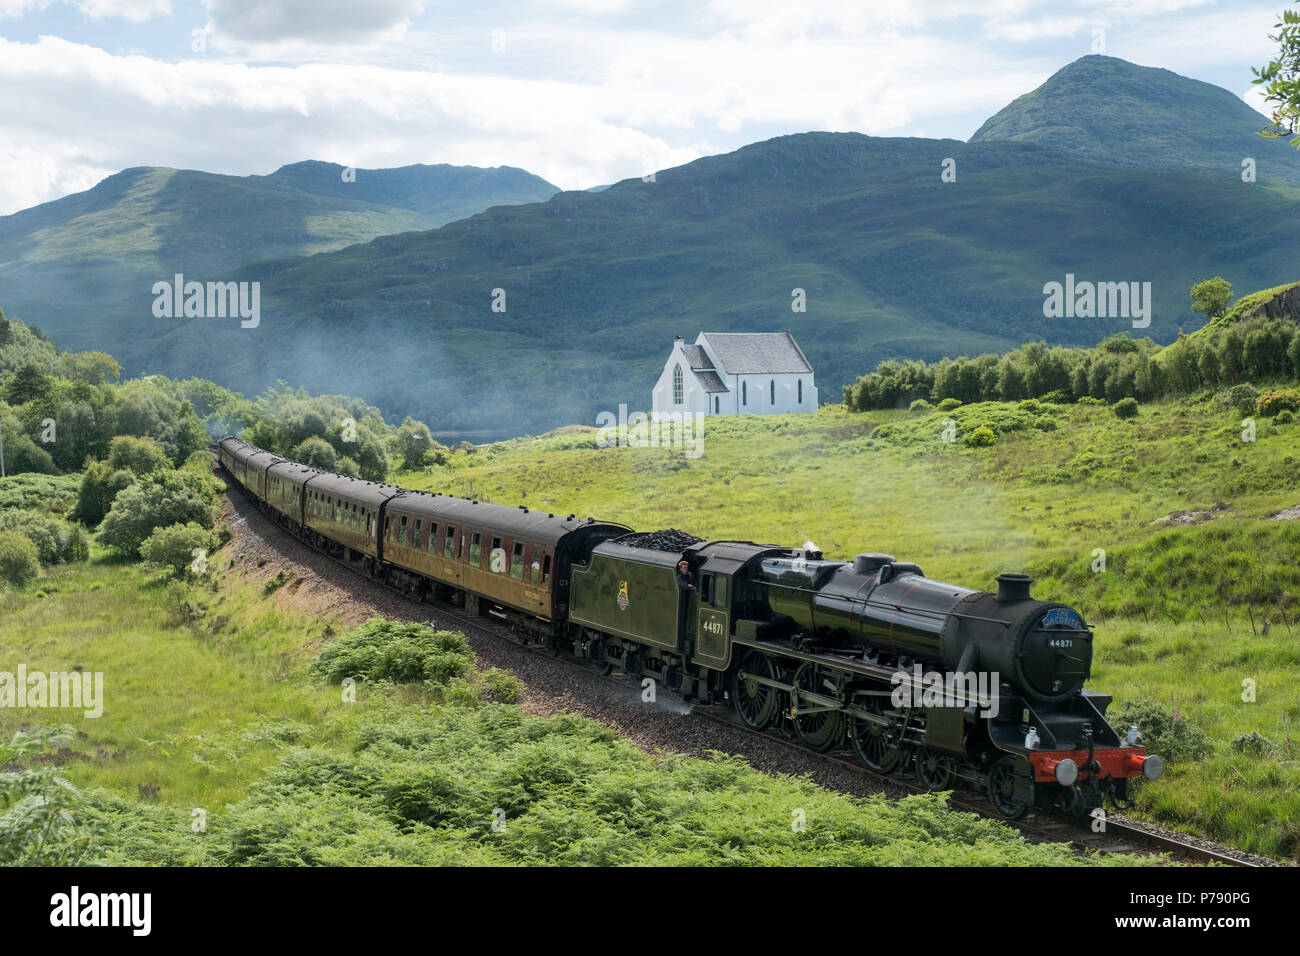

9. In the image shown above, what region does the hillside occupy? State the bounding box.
[0,162,559,334]
[26,57,1293,435]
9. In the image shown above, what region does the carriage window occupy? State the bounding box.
[470,532,482,566]
[529,546,542,585]
[398,515,408,545]
[385,516,393,540]
[444,527,456,558]
[510,542,524,580]
[427,524,438,552]
[542,554,551,584]
[366,511,373,535]
[413,519,422,550]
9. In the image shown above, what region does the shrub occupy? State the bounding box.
[1040,388,1072,404]
[291,436,338,471]
[74,462,138,527]
[1256,389,1300,418]
[965,425,996,447]
[1230,731,1276,756]
[1017,399,1042,413]
[1221,383,1260,417]
[97,470,219,556]
[106,435,170,476]
[909,398,932,413]
[1275,409,1295,425]
[0,727,94,865]
[139,522,220,577]
[1110,699,1213,763]
[481,668,522,703]
[0,531,42,587]
[313,617,473,686]
[0,510,87,565]
[0,474,81,514]
[936,398,962,411]
[1033,416,1057,431]
[1077,396,1105,405]
[1113,397,1140,419]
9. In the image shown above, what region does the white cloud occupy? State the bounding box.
[77,0,170,20]
[0,0,169,20]
[205,0,424,43]
[0,0,51,17]
[983,16,1090,42]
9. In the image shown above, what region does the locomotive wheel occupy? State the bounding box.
[791,662,844,752]
[848,694,907,773]
[589,638,614,676]
[916,749,956,791]
[732,651,783,730]
[988,756,1033,819]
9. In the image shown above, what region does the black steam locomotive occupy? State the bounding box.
[219,437,1162,819]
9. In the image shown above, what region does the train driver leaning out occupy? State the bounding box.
[676,559,697,592]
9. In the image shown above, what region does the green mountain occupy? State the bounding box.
[971,55,1298,181]
[0,162,559,332]
[12,56,1300,434]
[259,161,558,222]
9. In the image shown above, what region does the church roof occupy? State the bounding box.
[680,345,714,370]
[699,331,812,374]
[692,369,729,392]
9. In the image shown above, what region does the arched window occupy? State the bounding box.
[798,379,803,404]
[770,379,775,405]
[672,364,683,405]
[742,381,747,405]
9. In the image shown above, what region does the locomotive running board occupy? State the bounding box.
[733,638,995,714]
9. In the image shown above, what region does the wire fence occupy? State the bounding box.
[1085,605,1295,635]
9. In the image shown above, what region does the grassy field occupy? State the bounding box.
[390,389,1300,860]
[0,548,1130,866]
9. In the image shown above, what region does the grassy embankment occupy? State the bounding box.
[390,390,1300,860]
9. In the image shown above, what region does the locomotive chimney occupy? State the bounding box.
[996,573,1033,603]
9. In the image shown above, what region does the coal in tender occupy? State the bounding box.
[619,529,704,552]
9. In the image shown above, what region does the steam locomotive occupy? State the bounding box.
[218,436,1162,819]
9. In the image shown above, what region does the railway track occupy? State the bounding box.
[217,468,1261,867]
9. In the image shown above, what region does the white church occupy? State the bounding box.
[651,331,818,418]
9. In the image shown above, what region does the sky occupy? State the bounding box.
[0,0,1287,216]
